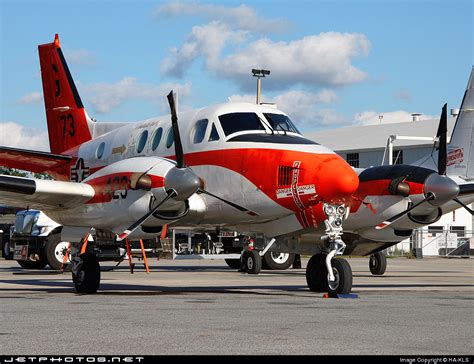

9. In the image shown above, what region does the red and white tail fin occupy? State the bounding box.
[38,34,93,154]
[446,67,474,180]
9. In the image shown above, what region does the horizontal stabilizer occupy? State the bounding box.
[0,146,71,173]
[0,174,94,210]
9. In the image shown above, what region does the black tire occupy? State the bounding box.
[225,258,241,270]
[3,240,12,260]
[263,251,295,270]
[305,254,327,292]
[45,237,70,271]
[244,250,261,274]
[306,255,353,295]
[369,251,387,275]
[16,259,47,270]
[73,253,100,294]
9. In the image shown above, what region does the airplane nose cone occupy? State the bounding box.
[316,156,359,203]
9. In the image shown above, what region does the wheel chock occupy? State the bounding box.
[323,293,359,299]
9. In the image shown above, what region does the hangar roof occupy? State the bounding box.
[304,116,456,152]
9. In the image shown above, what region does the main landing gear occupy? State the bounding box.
[369,251,387,275]
[70,234,101,294]
[306,204,353,296]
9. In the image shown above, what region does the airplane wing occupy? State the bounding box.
[0,146,72,173]
[0,175,94,210]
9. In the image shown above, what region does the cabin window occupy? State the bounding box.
[166,128,174,149]
[192,119,209,144]
[136,130,148,154]
[209,123,220,141]
[151,128,163,151]
[263,113,300,134]
[96,142,105,159]
[218,112,265,136]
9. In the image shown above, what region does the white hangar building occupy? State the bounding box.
[305,112,473,257]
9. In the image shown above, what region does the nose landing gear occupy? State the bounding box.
[305,204,353,296]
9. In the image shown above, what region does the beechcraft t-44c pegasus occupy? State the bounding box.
[0,35,472,295]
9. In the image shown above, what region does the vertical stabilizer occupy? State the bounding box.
[447,67,474,180]
[38,34,93,154]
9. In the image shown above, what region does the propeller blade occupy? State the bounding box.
[117,190,177,241]
[198,189,258,216]
[376,192,435,230]
[167,91,185,168]
[453,198,474,215]
[436,103,448,175]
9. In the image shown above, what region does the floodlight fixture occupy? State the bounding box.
[252,69,270,77]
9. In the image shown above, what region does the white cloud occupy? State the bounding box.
[354,110,435,126]
[161,21,248,77]
[216,33,370,90]
[81,77,192,114]
[154,1,288,34]
[0,122,49,151]
[17,91,43,105]
[229,89,344,128]
[163,28,370,90]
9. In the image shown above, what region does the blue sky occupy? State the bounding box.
[0,0,472,150]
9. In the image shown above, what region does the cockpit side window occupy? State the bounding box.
[263,113,301,134]
[209,123,220,141]
[218,112,265,136]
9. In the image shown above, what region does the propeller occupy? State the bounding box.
[116,90,258,241]
[165,91,258,216]
[376,103,464,229]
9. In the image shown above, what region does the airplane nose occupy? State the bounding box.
[316,156,359,203]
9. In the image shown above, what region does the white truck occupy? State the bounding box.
[10,209,69,270]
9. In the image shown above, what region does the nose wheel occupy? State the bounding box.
[305,203,353,295]
[306,254,353,295]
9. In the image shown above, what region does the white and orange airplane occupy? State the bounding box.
[0,35,472,295]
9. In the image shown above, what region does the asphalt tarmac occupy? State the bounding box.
[0,257,472,355]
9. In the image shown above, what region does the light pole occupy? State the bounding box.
[252,69,270,104]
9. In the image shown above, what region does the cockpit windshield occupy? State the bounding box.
[263,113,301,134]
[218,112,266,136]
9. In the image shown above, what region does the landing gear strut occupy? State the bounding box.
[306,204,353,295]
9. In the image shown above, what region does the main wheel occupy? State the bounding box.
[306,254,327,292]
[72,253,100,294]
[369,251,387,275]
[225,258,241,270]
[45,237,70,271]
[17,259,47,270]
[263,252,295,270]
[243,250,261,274]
